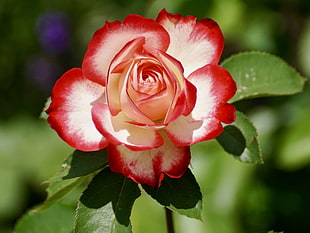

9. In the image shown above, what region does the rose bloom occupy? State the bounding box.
[46,9,236,187]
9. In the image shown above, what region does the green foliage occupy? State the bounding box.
[46,149,109,182]
[277,85,310,170]
[142,169,202,220]
[221,52,306,103]
[34,149,109,212]
[34,177,85,212]
[217,111,263,164]
[76,167,141,232]
[216,125,246,157]
[218,51,306,165]
[64,150,109,179]
[0,117,74,231]
[75,202,132,233]
[14,203,75,233]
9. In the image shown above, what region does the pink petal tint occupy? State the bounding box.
[156,9,224,77]
[91,103,164,151]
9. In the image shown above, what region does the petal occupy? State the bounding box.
[107,134,191,187]
[164,115,223,146]
[165,64,236,146]
[82,14,170,85]
[216,103,236,124]
[183,78,197,116]
[46,68,109,151]
[188,64,236,121]
[143,45,187,123]
[91,103,164,151]
[113,62,157,125]
[156,9,224,77]
[109,36,145,75]
[120,60,161,124]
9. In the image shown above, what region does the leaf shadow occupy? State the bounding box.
[143,169,202,209]
[216,125,246,157]
[63,149,108,179]
[79,167,140,226]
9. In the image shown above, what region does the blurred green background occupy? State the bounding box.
[1,0,310,232]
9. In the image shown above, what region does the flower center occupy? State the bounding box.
[106,40,187,125]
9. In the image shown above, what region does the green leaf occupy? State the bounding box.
[217,111,263,164]
[35,150,109,212]
[34,177,85,212]
[216,125,246,156]
[45,149,108,182]
[142,169,202,220]
[43,155,72,183]
[64,149,108,179]
[14,203,75,233]
[75,167,141,232]
[221,51,306,103]
[39,97,51,120]
[75,202,132,233]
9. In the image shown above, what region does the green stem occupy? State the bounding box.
[165,207,175,233]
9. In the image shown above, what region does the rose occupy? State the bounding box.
[46,9,236,187]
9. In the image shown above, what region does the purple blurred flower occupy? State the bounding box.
[36,11,70,55]
[26,55,62,92]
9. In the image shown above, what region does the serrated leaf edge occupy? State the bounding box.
[221,51,306,103]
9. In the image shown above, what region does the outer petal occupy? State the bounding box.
[164,115,223,146]
[156,9,224,77]
[189,64,236,121]
[46,68,109,151]
[107,134,191,187]
[165,64,236,146]
[183,78,197,116]
[91,103,164,151]
[82,14,170,85]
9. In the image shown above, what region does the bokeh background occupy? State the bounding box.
[1,0,310,232]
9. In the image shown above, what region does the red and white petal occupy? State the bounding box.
[82,14,170,85]
[107,134,191,187]
[91,103,164,151]
[46,68,109,151]
[183,78,197,116]
[156,9,224,77]
[164,115,223,146]
[187,64,236,121]
[165,64,236,146]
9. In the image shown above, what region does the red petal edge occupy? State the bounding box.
[82,14,170,86]
[164,64,236,146]
[156,9,224,76]
[46,68,109,151]
[107,138,191,188]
